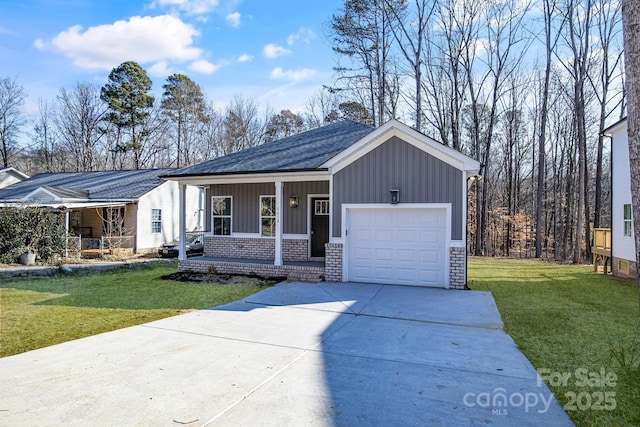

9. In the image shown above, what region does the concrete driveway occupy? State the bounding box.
[0,282,573,426]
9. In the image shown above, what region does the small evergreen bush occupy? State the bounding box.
[0,205,68,264]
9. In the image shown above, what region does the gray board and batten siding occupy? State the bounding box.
[332,136,463,240]
[207,181,329,234]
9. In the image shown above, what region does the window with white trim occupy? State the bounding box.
[260,195,276,237]
[315,200,329,215]
[624,204,632,237]
[212,196,232,235]
[151,209,162,234]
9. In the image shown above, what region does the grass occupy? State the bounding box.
[468,257,640,427]
[0,263,266,358]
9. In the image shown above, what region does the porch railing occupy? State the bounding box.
[80,235,135,258]
[592,228,611,274]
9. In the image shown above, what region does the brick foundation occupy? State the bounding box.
[179,258,324,282]
[203,236,308,262]
[325,243,343,282]
[612,256,638,279]
[449,247,466,289]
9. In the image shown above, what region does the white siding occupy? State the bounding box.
[611,123,636,262]
[0,173,22,189]
[136,182,203,251]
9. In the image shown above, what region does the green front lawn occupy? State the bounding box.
[468,257,640,427]
[0,263,265,357]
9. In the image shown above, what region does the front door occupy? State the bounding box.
[311,198,329,257]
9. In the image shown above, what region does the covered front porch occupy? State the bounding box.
[178,256,326,282]
[174,173,332,281]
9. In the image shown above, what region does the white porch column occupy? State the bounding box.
[274,180,283,266]
[178,183,187,261]
[64,210,70,259]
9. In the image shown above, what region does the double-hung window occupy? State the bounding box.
[260,196,276,237]
[212,196,232,235]
[624,204,632,237]
[151,209,162,234]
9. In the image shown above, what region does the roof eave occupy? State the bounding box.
[602,117,627,135]
[162,168,330,185]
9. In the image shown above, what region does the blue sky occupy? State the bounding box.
[0,0,345,117]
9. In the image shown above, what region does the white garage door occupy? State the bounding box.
[346,208,447,287]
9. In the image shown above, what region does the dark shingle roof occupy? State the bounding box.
[0,169,174,201]
[164,120,373,177]
[41,186,89,199]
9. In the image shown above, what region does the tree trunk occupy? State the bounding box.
[621,0,640,290]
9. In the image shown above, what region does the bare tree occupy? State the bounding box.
[329,0,402,126]
[30,98,60,172]
[557,0,594,264]
[221,96,266,154]
[55,83,106,171]
[305,88,341,128]
[0,77,26,168]
[384,0,436,131]
[535,0,563,258]
[589,0,623,229]
[264,110,306,142]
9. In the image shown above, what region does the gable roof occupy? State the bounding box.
[23,186,90,202]
[0,167,30,180]
[324,119,481,175]
[163,120,373,178]
[0,169,174,203]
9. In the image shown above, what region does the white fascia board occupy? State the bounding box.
[165,170,330,186]
[323,119,481,175]
[603,117,627,136]
[0,167,30,180]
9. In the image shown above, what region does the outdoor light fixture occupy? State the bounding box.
[289,195,299,208]
[390,189,400,204]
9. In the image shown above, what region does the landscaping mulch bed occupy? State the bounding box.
[162,271,285,287]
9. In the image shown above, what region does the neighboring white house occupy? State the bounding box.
[604,118,637,278]
[0,167,29,189]
[0,169,203,254]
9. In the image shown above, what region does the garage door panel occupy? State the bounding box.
[351,228,372,241]
[397,229,419,243]
[373,266,393,278]
[374,229,394,242]
[396,249,417,262]
[347,208,447,287]
[419,249,441,264]
[420,229,443,244]
[351,246,372,260]
[374,248,393,261]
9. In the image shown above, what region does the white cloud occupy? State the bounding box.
[287,27,316,46]
[148,60,172,77]
[263,43,291,59]
[150,0,220,15]
[189,59,221,74]
[270,67,316,82]
[237,53,253,62]
[226,12,241,27]
[34,15,202,71]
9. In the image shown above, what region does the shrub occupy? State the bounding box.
[0,205,68,264]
